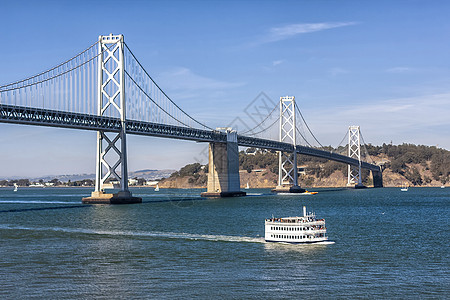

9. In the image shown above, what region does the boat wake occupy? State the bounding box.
[0,224,266,244]
[312,240,335,245]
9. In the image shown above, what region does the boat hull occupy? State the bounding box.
[265,239,331,244]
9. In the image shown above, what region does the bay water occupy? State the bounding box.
[0,187,448,298]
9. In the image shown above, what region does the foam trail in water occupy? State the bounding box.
[0,224,266,244]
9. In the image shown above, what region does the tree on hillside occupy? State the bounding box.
[49,178,61,186]
[17,179,30,186]
[405,167,422,186]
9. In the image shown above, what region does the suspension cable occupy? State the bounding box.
[124,43,213,130]
[240,102,279,134]
[360,131,374,163]
[337,131,348,149]
[296,126,314,147]
[0,41,99,89]
[244,114,280,136]
[294,102,323,147]
[125,71,193,128]
[0,48,103,93]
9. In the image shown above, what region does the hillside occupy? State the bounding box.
[158,144,450,188]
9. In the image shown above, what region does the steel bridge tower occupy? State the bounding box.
[347,125,364,188]
[273,96,305,193]
[83,34,141,204]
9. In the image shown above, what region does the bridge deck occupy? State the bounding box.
[0,104,380,171]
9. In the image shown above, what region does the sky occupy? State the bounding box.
[1,0,450,178]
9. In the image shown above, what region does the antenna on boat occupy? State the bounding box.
[303,206,306,217]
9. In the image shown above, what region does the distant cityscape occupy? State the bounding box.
[0,169,175,187]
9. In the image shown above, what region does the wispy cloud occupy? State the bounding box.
[155,67,246,124]
[386,67,414,73]
[328,67,349,77]
[308,92,450,149]
[272,60,284,66]
[262,22,357,44]
[157,67,244,93]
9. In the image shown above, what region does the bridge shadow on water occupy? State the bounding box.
[0,188,350,213]
[0,197,211,213]
[0,205,88,214]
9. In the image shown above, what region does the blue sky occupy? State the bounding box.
[1,0,450,177]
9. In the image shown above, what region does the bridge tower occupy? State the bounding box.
[272,96,305,193]
[83,34,141,204]
[347,125,365,188]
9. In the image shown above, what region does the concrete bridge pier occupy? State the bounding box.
[372,169,383,188]
[201,129,246,198]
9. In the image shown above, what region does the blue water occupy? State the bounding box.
[0,187,448,298]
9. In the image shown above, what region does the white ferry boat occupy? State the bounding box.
[265,206,329,244]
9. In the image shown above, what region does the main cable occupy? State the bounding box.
[125,71,192,128]
[244,114,280,136]
[294,102,323,148]
[296,126,314,147]
[0,48,103,93]
[0,41,99,90]
[360,130,374,163]
[124,43,213,130]
[240,102,279,134]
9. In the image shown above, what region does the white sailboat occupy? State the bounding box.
[245,182,249,190]
[13,183,18,192]
[155,184,159,192]
[400,183,408,192]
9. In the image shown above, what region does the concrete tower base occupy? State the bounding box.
[82,191,142,204]
[201,191,246,198]
[272,185,306,194]
[349,184,367,189]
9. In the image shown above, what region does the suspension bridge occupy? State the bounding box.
[0,34,382,204]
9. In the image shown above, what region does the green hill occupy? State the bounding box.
[159,143,450,188]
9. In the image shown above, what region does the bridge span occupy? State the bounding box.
[0,34,382,203]
[0,103,380,172]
